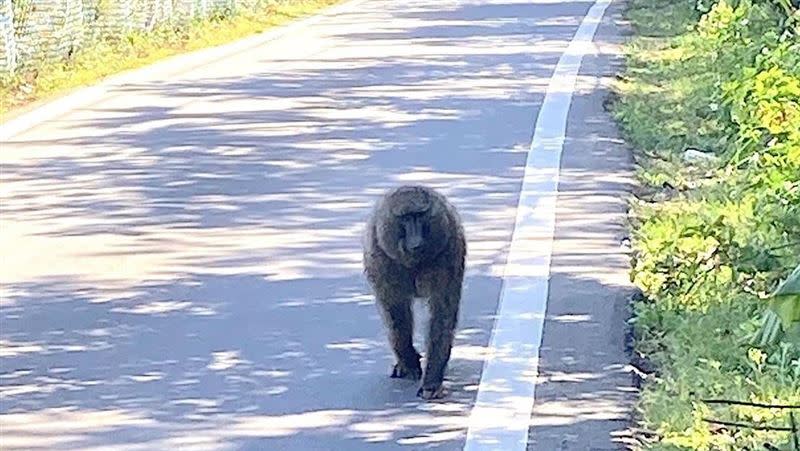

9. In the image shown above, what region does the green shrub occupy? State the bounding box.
[615,0,800,447]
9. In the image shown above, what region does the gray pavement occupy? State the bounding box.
[0,0,633,449]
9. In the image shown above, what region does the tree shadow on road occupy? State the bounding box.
[0,272,503,450]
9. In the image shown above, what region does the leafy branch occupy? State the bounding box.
[754,263,800,345]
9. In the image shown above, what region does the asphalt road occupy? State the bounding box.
[0,0,634,449]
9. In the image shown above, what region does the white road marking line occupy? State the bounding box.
[0,0,369,141]
[462,0,613,449]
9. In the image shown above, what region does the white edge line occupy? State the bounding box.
[462,0,613,450]
[0,0,370,142]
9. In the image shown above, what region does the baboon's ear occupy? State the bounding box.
[427,197,446,217]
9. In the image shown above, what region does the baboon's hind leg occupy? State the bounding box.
[378,295,422,380]
[419,281,460,399]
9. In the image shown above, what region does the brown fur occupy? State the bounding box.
[363,185,466,399]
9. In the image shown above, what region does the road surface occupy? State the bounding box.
[0,0,635,449]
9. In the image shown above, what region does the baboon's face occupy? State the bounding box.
[397,211,429,260]
[377,188,451,267]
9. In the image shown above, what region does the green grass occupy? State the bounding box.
[0,0,343,117]
[612,0,800,448]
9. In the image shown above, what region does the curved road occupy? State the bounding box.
[0,0,634,449]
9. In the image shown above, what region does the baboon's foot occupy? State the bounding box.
[390,360,422,380]
[417,382,446,400]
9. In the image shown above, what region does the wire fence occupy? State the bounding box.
[0,0,284,75]
[700,398,800,450]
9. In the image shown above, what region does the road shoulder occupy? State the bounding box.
[527,1,638,449]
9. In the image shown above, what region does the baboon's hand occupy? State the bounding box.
[417,383,446,400]
[390,360,422,380]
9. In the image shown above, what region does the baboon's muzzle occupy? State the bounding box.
[402,216,425,253]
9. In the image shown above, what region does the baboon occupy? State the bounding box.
[363,184,466,400]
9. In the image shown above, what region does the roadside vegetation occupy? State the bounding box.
[0,0,341,116]
[612,0,800,448]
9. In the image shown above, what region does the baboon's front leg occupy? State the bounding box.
[419,281,461,399]
[377,295,422,380]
